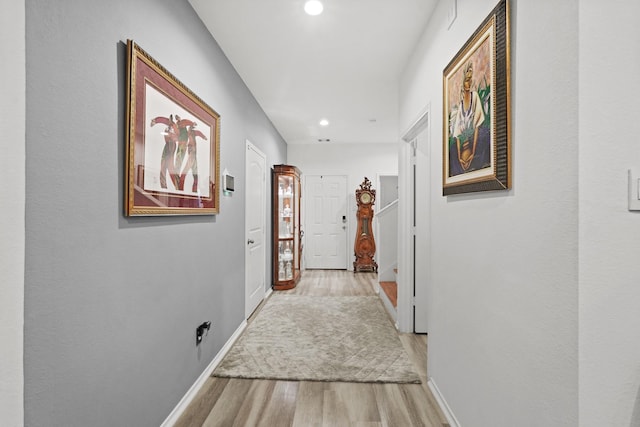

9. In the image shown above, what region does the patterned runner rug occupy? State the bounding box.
[213,295,421,383]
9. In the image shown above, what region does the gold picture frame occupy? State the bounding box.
[125,40,220,215]
[443,0,510,195]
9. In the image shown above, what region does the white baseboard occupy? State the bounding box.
[160,320,247,427]
[378,288,397,323]
[377,266,396,282]
[427,377,461,427]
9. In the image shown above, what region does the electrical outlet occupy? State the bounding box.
[196,321,212,346]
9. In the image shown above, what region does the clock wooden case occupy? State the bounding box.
[272,165,302,290]
[354,177,378,273]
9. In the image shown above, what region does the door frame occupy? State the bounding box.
[244,140,268,318]
[398,106,431,333]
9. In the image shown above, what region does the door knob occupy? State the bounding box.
[247,239,255,245]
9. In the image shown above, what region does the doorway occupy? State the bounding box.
[304,175,348,269]
[399,108,431,333]
[245,141,267,318]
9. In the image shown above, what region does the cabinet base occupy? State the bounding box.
[273,282,296,291]
[273,272,300,290]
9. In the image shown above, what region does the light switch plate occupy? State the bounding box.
[628,170,640,211]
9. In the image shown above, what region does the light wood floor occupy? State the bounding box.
[175,270,449,427]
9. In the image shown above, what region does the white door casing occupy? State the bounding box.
[245,141,267,318]
[304,175,348,269]
[400,107,431,333]
[397,141,414,333]
[413,125,430,333]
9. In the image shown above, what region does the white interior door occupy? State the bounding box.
[305,175,347,269]
[245,141,266,318]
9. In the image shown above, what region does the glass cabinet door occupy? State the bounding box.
[273,165,301,290]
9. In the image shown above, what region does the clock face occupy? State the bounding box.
[360,191,372,204]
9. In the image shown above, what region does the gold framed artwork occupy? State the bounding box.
[125,40,220,215]
[443,0,510,196]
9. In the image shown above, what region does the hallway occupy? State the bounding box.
[175,270,448,426]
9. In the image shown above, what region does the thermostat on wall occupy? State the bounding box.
[223,173,235,192]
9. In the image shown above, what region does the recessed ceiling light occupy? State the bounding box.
[319,118,329,126]
[304,0,324,16]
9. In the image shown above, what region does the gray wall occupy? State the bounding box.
[24,1,286,426]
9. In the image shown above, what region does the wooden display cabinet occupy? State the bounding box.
[272,165,302,290]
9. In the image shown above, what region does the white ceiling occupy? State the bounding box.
[189,0,438,145]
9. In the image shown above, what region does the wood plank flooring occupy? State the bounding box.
[175,270,449,427]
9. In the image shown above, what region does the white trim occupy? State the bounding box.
[427,377,461,427]
[378,288,397,322]
[396,141,413,333]
[446,0,457,30]
[160,320,247,427]
[264,286,273,300]
[397,106,431,333]
[0,1,25,425]
[377,199,398,217]
[401,104,431,143]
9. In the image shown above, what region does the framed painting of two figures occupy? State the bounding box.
[125,40,220,216]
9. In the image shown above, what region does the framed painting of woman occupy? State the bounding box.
[443,0,510,196]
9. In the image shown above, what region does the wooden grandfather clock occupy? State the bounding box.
[353,177,378,273]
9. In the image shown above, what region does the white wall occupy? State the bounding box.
[400,0,578,425]
[288,143,398,270]
[0,0,24,425]
[579,1,640,426]
[379,175,399,209]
